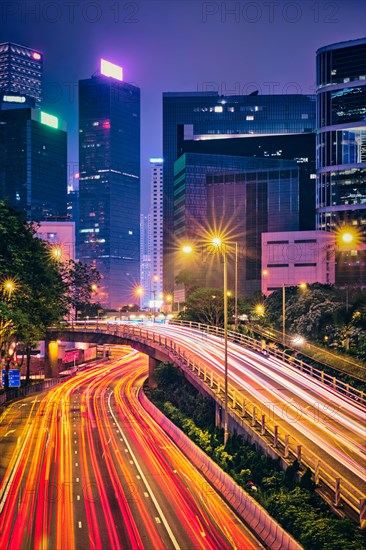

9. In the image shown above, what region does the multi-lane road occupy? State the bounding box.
[145,322,366,517]
[0,349,262,550]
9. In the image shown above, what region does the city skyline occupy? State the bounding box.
[2,0,365,212]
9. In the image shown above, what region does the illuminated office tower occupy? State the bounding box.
[163,92,316,291]
[316,37,366,283]
[0,108,67,220]
[0,42,42,107]
[78,59,140,308]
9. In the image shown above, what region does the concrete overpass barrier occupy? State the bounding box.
[139,389,303,550]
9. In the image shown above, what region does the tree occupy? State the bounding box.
[179,288,227,326]
[61,259,100,317]
[175,269,200,296]
[0,201,69,388]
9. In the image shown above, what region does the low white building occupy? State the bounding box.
[262,230,335,295]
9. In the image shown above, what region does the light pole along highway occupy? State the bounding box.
[182,235,230,445]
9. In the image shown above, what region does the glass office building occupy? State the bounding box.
[0,107,67,220]
[174,153,299,296]
[0,42,42,107]
[316,37,366,283]
[163,92,316,290]
[79,69,140,308]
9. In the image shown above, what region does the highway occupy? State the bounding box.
[133,322,366,516]
[0,350,261,550]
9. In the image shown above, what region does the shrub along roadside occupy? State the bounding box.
[144,363,365,550]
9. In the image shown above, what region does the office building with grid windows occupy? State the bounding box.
[316,37,366,283]
[78,63,140,308]
[163,92,316,291]
[174,153,299,296]
[0,42,42,107]
[0,107,67,220]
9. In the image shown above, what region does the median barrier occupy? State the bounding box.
[139,389,303,550]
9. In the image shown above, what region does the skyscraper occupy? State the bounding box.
[0,108,67,220]
[0,42,42,107]
[316,37,366,283]
[150,158,164,303]
[78,60,140,308]
[140,213,151,309]
[174,153,299,296]
[163,92,316,290]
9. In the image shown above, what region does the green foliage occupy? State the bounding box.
[146,362,365,550]
[264,283,366,363]
[0,201,101,386]
[0,202,71,387]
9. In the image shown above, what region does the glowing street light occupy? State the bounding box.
[255,304,265,317]
[211,235,229,445]
[51,245,63,262]
[182,244,193,255]
[2,278,17,297]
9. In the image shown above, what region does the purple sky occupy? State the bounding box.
[3,0,366,212]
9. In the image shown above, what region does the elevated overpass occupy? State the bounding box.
[46,321,366,526]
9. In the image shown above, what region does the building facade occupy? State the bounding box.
[0,42,42,107]
[261,230,335,295]
[36,221,76,262]
[316,37,366,283]
[140,213,151,309]
[78,62,140,308]
[149,158,164,305]
[163,92,316,290]
[0,107,67,220]
[174,153,299,296]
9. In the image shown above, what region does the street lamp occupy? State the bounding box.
[51,244,63,262]
[211,236,229,446]
[2,278,17,297]
[255,303,265,317]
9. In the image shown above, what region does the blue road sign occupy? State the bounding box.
[1,369,21,388]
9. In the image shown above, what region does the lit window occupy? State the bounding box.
[246,115,254,121]
[214,106,223,113]
[128,230,133,235]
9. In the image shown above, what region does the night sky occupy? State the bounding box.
[2,0,365,212]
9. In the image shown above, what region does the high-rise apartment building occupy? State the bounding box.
[163,92,316,290]
[316,37,366,283]
[0,108,67,220]
[0,42,42,107]
[140,213,151,309]
[78,60,140,308]
[150,158,164,304]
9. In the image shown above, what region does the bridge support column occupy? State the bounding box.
[44,340,59,378]
[215,401,221,428]
[148,356,159,388]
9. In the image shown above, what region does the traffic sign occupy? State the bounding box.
[1,369,21,388]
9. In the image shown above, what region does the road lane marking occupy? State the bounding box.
[78,521,82,528]
[77,495,81,500]
[107,392,180,550]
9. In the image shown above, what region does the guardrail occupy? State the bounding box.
[53,323,366,525]
[140,389,302,550]
[0,377,64,406]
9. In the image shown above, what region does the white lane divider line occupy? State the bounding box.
[107,392,181,550]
